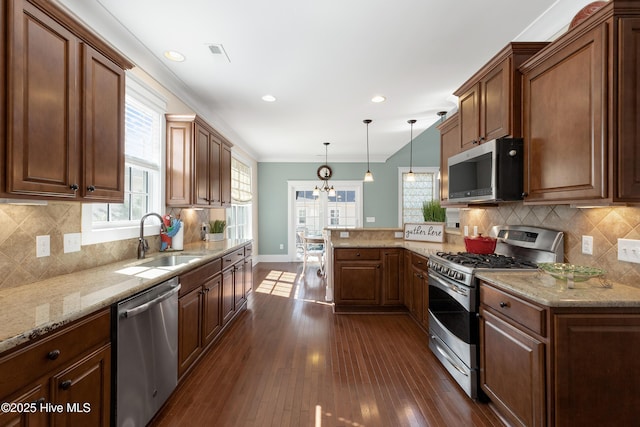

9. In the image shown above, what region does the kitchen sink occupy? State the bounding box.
[139,255,201,268]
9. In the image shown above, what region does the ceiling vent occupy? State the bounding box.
[207,44,231,63]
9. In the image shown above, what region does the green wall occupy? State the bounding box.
[258,122,441,255]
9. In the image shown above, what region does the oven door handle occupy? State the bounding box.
[428,271,469,297]
[430,334,469,377]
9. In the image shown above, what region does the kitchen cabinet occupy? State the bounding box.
[177,258,222,378]
[407,253,429,330]
[520,3,640,204]
[480,278,640,426]
[222,247,246,325]
[479,284,546,427]
[243,244,253,296]
[454,43,548,150]
[166,114,233,207]
[381,249,403,306]
[334,248,382,309]
[436,113,460,206]
[0,309,112,426]
[5,0,131,201]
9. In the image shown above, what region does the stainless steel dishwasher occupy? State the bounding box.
[115,276,181,427]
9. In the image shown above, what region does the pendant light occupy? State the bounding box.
[406,119,417,182]
[363,119,374,182]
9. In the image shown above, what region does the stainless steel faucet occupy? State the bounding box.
[138,213,168,259]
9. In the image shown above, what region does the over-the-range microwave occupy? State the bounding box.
[447,137,524,203]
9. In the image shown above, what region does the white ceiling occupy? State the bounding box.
[55,0,597,162]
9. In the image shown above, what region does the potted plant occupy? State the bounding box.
[208,220,226,241]
[422,200,446,223]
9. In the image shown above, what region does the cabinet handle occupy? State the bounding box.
[35,397,46,405]
[60,380,72,390]
[479,137,485,143]
[87,185,96,192]
[376,264,380,269]
[472,139,479,145]
[521,192,528,198]
[499,301,509,308]
[47,349,61,360]
[356,253,360,256]
[69,184,79,191]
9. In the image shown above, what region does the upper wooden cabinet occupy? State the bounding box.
[166,114,233,208]
[454,42,549,150]
[436,112,459,205]
[521,2,640,204]
[5,0,131,202]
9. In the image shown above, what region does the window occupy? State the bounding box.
[227,157,253,240]
[82,76,166,245]
[398,167,440,225]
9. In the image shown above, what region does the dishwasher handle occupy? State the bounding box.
[120,284,181,319]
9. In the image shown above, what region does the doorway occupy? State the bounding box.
[287,180,363,261]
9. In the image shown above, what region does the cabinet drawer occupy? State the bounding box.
[180,258,222,295]
[244,244,253,257]
[222,249,245,270]
[335,248,380,261]
[480,284,546,336]
[0,309,111,399]
[411,253,429,270]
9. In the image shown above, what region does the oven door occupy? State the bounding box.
[427,270,478,367]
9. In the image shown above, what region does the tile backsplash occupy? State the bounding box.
[452,202,640,288]
[0,202,209,290]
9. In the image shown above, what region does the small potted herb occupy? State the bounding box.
[209,220,226,241]
[422,200,446,223]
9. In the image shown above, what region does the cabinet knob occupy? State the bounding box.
[35,397,46,405]
[47,349,61,360]
[356,253,360,256]
[60,380,72,390]
[472,139,479,145]
[69,184,79,191]
[499,301,509,308]
[521,192,529,198]
[87,185,96,192]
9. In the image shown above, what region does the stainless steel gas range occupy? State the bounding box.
[427,225,564,399]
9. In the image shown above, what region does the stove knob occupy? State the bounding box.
[455,272,464,281]
[441,267,449,275]
[448,270,456,278]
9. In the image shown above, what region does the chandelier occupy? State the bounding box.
[313,142,336,197]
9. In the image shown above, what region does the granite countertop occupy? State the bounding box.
[0,239,251,354]
[330,238,465,257]
[477,271,640,308]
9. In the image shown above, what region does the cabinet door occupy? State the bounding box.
[458,83,481,150]
[222,268,235,325]
[7,0,79,197]
[482,58,510,142]
[522,23,607,203]
[438,113,460,203]
[617,18,640,201]
[234,262,246,309]
[382,250,402,306]
[178,287,202,378]
[202,274,222,345]
[480,308,545,427]
[50,344,111,427]
[220,143,232,207]
[209,134,222,205]
[243,257,253,296]
[410,265,424,322]
[81,44,125,202]
[554,313,640,426]
[334,262,381,305]
[403,251,413,311]
[166,120,192,206]
[0,381,48,427]
[194,123,211,206]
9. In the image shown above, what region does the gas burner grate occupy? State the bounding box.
[435,251,538,269]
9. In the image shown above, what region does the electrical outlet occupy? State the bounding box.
[36,235,50,258]
[64,233,82,253]
[279,243,284,250]
[618,239,640,264]
[340,231,349,238]
[366,217,375,223]
[581,235,593,255]
[394,231,403,239]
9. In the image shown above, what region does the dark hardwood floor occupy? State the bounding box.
[152,262,502,427]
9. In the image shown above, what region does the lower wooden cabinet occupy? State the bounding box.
[406,253,429,330]
[382,249,403,306]
[0,309,111,427]
[178,286,204,378]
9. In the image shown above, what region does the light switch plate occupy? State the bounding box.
[618,238,640,263]
[366,217,375,223]
[581,235,593,255]
[36,235,50,258]
[64,233,82,253]
[394,231,403,239]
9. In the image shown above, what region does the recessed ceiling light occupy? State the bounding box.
[371,95,386,103]
[164,50,185,62]
[262,95,277,102]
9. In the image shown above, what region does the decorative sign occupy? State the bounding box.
[404,222,445,243]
